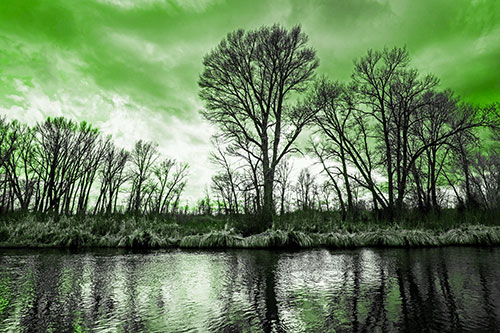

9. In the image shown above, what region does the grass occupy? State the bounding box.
[0,211,499,249]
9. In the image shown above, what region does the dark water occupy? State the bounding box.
[0,247,499,332]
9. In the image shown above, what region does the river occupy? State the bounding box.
[0,247,499,332]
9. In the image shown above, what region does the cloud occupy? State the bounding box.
[1,0,499,202]
[95,0,221,12]
[95,0,165,10]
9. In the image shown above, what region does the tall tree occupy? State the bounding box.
[151,158,189,214]
[210,137,241,214]
[351,47,438,216]
[199,24,319,228]
[410,90,457,211]
[128,140,159,213]
[313,47,489,219]
[94,143,130,214]
[312,80,359,217]
[32,117,100,214]
[0,118,18,212]
[1,121,36,211]
[275,157,293,215]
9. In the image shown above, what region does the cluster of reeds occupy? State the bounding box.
[1,213,499,249]
[0,214,181,248]
[175,226,500,249]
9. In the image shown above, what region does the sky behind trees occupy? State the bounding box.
[1,0,499,201]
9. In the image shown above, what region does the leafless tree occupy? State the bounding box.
[150,158,189,214]
[30,118,101,214]
[128,140,159,213]
[94,143,130,214]
[312,80,384,217]
[275,157,293,215]
[199,24,319,228]
[313,47,490,219]
[0,120,36,211]
[0,117,19,212]
[319,180,335,212]
[409,90,457,210]
[210,137,241,214]
[294,168,318,211]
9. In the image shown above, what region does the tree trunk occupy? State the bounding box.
[261,168,274,229]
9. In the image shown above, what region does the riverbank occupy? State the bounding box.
[0,213,499,249]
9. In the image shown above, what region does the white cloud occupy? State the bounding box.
[96,96,217,204]
[170,0,221,13]
[95,0,165,10]
[0,73,218,204]
[95,0,221,12]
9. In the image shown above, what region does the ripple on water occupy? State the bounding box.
[0,247,499,332]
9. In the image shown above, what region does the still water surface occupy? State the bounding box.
[0,247,499,332]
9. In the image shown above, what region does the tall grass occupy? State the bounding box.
[0,212,499,249]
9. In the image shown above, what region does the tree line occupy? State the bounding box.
[2,24,499,226]
[0,117,189,215]
[199,24,500,227]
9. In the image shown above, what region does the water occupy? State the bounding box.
[0,247,499,332]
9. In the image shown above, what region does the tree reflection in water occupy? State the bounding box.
[0,247,499,332]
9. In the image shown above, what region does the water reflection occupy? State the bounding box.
[0,247,499,332]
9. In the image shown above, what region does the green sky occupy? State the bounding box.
[0,0,499,201]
